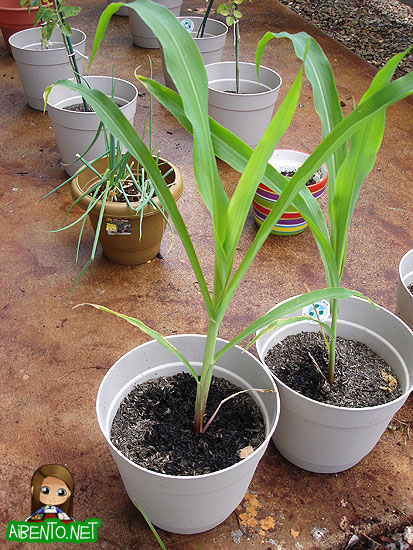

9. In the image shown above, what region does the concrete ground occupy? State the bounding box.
[0,0,412,548]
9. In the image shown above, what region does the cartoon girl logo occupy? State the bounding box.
[25,464,75,524]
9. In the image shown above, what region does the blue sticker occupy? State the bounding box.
[181,18,195,32]
[302,300,330,323]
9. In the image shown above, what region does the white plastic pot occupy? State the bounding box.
[9,27,86,110]
[161,17,228,90]
[256,296,413,474]
[128,0,182,49]
[205,61,282,148]
[96,334,279,534]
[396,249,413,330]
[47,76,138,176]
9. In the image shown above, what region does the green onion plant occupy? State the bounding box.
[64,0,412,433]
[42,68,173,296]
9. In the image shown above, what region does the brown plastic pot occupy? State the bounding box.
[71,157,183,266]
[0,0,38,55]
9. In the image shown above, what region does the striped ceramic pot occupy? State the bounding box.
[253,149,328,236]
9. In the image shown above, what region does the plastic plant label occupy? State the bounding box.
[181,18,195,32]
[106,217,132,236]
[302,299,330,324]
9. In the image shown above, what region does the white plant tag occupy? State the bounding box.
[181,18,195,32]
[302,299,330,324]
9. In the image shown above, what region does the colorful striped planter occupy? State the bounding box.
[253,149,328,236]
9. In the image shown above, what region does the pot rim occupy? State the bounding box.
[256,295,413,412]
[399,248,413,290]
[8,26,85,50]
[205,61,282,97]
[71,155,183,218]
[96,333,280,480]
[46,75,138,112]
[0,1,38,13]
[176,16,228,39]
[269,148,328,189]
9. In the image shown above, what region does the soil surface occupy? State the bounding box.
[281,168,319,186]
[111,373,266,476]
[279,0,412,78]
[264,332,402,407]
[408,282,413,295]
[64,102,93,112]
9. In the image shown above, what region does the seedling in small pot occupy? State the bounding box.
[21,0,88,110]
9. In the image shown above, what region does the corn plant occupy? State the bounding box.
[254,32,413,383]
[62,0,412,433]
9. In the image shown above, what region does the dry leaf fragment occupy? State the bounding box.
[381,371,398,392]
[260,516,275,531]
[290,529,300,538]
[339,516,349,531]
[238,445,254,459]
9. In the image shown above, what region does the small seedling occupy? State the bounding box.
[217,0,251,92]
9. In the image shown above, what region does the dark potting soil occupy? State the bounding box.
[64,101,123,112]
[110,373,266,476]
[281,169,318,186]
[264,332,402,407]
[64,102,94,112]
[408,282,413,296]
[90,181,160,203]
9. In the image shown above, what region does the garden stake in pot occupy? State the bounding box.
[70,0,412,533]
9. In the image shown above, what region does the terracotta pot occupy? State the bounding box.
[253,149,328,236]
[71,156,183,265]
[0,0,38,55]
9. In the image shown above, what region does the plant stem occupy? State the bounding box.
[193,320,218,433]
[328,298,338,384]
[54,0,89,112]
[197,0,214,38]
[235,18,240,93]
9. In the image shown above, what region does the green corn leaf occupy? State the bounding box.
[223,61,304,269]
[91,0,231,308]
[214,287,365,362]
[245,315,335,351]
[51,79,213,316]
[256,31,346,190]
[331,45,413,275]
[78,304,198,379]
